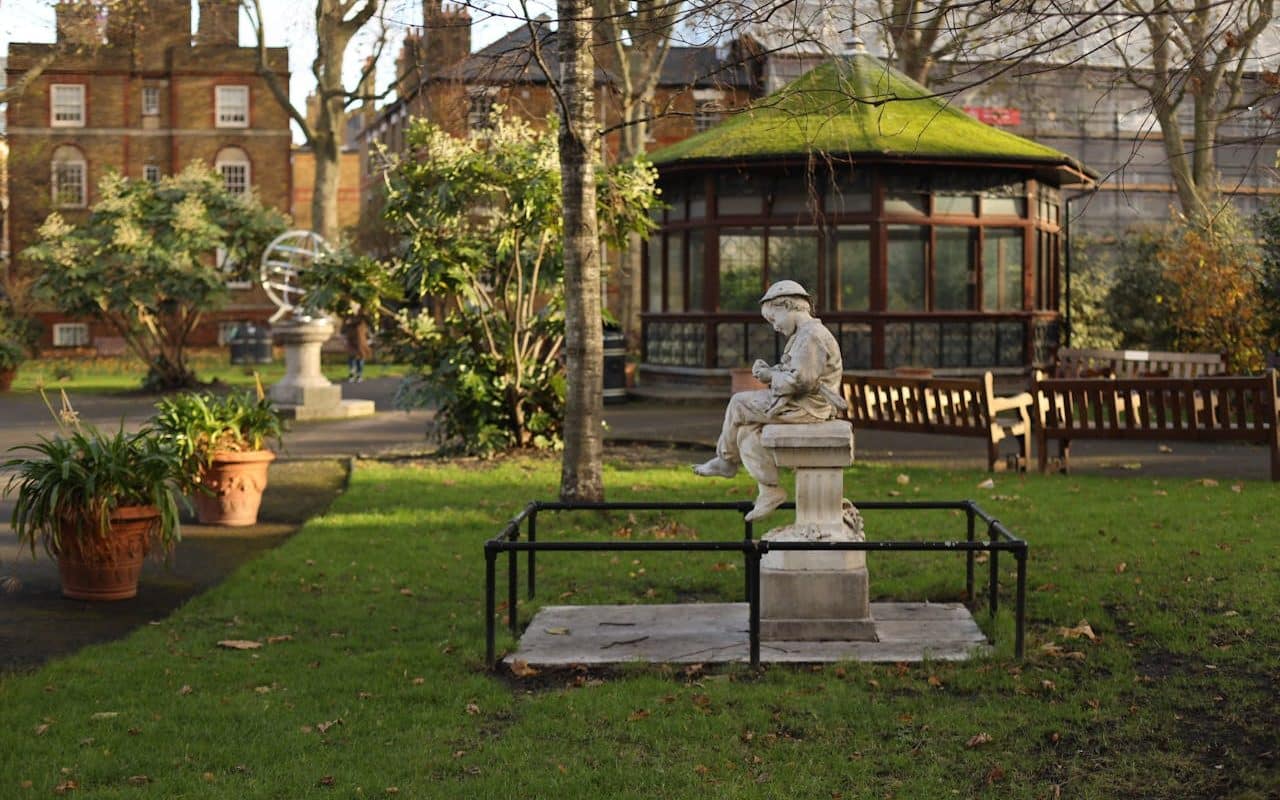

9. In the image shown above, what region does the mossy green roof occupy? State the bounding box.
[650,54,1091,179]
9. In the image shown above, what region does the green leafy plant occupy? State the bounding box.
[21,163,286,391]
[381,114,657,455]
[0,275,39,372]
[2,392,183,558]
[152,384,284,479]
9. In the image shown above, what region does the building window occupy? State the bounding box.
[467,90,496,132]
[52,323,90,348]
[51,84,85,127]
[143,164,162,183]
[142,86,161,116]
[216,85,249,127]
[51,145,87,207]
[215,147,251,194]
[694,101,722,133]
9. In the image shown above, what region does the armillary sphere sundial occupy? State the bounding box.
[260,229,332,323]
[259,230,372,420]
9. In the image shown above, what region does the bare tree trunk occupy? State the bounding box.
[558,0,606,503]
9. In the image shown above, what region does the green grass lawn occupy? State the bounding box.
[9,353,404,394]
[1,455,1276,798]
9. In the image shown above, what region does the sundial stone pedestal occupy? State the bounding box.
[760,421,876,641]
[269,318,375,421]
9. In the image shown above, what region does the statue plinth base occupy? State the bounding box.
[269,317,375,421]
[759,421,876,642]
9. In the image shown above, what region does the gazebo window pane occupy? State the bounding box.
[767,228,818,299]
[689,182,706,219]
[689,230,705,310]
[647,234,663,311]
[831,226,870,311]
[718,173,763,216]
[830,170,871,214]
[983,228,1024,311]
[666,234,685,311]
[983,196,1026,217]
[936,194,976,216]
[935,227,973,310]
[887,225,928,311]
[719,231,764,311]
[771,175,813,217]
[885,193,927,215]
[666,186,686,220]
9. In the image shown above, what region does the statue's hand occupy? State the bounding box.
[751,359,773,382]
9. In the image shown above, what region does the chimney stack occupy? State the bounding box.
[197,0,240,46]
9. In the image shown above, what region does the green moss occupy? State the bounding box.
[651,54,1083,170]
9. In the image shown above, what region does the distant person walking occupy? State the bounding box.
[343,308,373,383]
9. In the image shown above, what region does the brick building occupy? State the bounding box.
[4,0,291,351]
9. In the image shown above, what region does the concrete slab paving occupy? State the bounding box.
[505,601,991,667]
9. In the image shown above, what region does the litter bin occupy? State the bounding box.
[602,325,628,404]
[229,322,274,365]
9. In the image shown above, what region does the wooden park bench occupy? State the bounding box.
[1055,347,1225,379]
[1031,371,1280,480]
[842,371,1034,472]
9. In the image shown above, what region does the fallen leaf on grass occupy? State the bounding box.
[1199,478,1219,487]
[126,776,150,786]
[266,634,292,645]
[1058,620,1097,642]
[317,776,335,787]
[896,474,911,485]
[33,723,50,736]
[465,703,480,715]
[510,660,539,678]
[399,588,415,597]
[89,712,119,720]
[1231,483,1243,493]
[53,780,78,794]
[385,788,399,795]
[965,732,993,749]
[1115,562,1127,574]
[984,765,1006,784]
[976,478,995,490]
[628,709,650,721]
[927,675,943,688]
[316,719,343,734]
[217,640,261,650]
[411,677,425,685]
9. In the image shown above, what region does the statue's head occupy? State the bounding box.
[759,280,813,335]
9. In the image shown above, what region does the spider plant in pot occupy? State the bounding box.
[2,392,183,600]
[153,383,284,526]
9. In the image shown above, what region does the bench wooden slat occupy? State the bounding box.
[1032,371,1280,480]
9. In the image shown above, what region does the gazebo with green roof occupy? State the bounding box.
[640,52,1095,386]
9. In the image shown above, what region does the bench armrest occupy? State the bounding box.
[989,391,1033,415]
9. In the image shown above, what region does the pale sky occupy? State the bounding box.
[1,0,534,138]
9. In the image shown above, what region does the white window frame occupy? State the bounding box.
[215,147,251,195]
[51,84,86,127]
[217,321,242,345]
[52,323,90,348]
[143,164,162,183]
[51,146,87,208]
[215,85,249,128]
[141,86,161,116]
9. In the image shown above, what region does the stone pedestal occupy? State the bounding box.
[759,420,876,641]
[269,318,375,421]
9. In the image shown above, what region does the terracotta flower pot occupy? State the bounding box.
[55,505,158,601]
[0,368,15,392]
[193,449,276,526]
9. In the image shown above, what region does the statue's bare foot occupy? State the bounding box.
[745,484,787,521]
[692,456,739,478]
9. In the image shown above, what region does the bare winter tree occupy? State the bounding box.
[246,0,387,240]
[595,0,683,348]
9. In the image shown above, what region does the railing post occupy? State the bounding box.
[988,523,1000,618]
[1015,543,1028,659]
[507,537,519,637]
[746,540,762,669]
[743,515,754,603]
[965,504,976,603]
[527,509,537,600]
[485,544,497,668]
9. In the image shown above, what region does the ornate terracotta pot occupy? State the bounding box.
[193,450,275,526]
[55,505,158,601]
